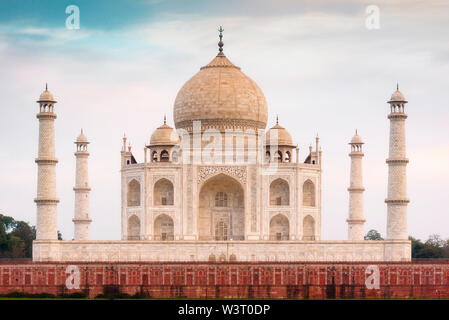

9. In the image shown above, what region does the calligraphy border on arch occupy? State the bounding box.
[197,166,247,185]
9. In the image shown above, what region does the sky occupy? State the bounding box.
[0,0,448,241]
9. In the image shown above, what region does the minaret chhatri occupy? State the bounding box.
[73,129,92,240]
[35,84,59,240]
[347,130,366,240]
[386,85,410,240]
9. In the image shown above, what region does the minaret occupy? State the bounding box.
[35,84,59,240]
[347,130,366,240]
[386,85,410,240]
[73,129,92,240]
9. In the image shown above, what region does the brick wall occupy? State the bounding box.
[1,261,448,299]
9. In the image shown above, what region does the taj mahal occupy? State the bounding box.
[32,29,411,262]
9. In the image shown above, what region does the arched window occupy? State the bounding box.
[127,179,141,207]
[209,254,216,262]
[172,151,178,163]
[154,214,174,241]
[303,179,315,207]
[270,178,289,206]
[160,150,169,162]
[215,192,228,207]
[270,214,289,240]
[215,221,228,240]
[153,178,174,206]
[285,151,291,163]
[229,254,237,261]
[275,150,282,162]
[302,215,315,240]
[265,151,271,162]
[152,151,158,162]
[127,215,140,240]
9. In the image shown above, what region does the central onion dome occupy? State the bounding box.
[173,28,268,132]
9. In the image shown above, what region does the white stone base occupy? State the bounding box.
[33,240,411,262]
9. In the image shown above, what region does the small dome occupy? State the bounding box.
[150,122,180,147]
[389,90,406,102]
[389,85,407,102]
[350,131,363,144]
[76,130,88,143]
[38,85,55,102]
[266,121,294,146]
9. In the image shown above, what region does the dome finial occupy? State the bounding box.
[276,115,279,125]
[164,114,166,125]
[397,82,399,91]
[45,83,48,91]
[217,26,224,56]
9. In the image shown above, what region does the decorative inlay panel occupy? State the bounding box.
[197,166,247,185]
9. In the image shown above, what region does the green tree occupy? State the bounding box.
[364,229,383,240]
[410,234,449,259]
[10,221,35,257]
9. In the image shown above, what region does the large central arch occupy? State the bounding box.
[198,173,245,240]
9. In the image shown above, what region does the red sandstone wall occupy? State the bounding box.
[0,261,448,299]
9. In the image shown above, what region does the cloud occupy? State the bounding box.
[0,3,448,241]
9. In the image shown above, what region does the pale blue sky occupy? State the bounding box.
[0,0,448,240]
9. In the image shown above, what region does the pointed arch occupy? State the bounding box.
[154,214,174,241]
[303,179,315,207]
[265,151,271,162]
[198,173,244,241]
[270,178,290,206]
[275,150,282,162]
[302,215,315,240]
[270,214,289,240]
[127,215,140,240]
[127,179,141,207]
[152,151,158,162]
[172,150,178,163]
[160,150,169,162]
[153,178,174,206]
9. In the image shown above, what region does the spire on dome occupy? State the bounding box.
[388,83,407,103]
[164,114,166,125]
[217,26,224,56]
[38,83,55,102]
[276,115,279,125]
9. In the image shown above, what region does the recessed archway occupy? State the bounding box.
[127,179,141,207]
[303,215,315,240]
[269,178,290,206]
[269,214,289,240]
[153,178,174,206]
[154,214,174,241]
[127,215,140,240]
[198,173,244,241]
[303,179,315,207]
